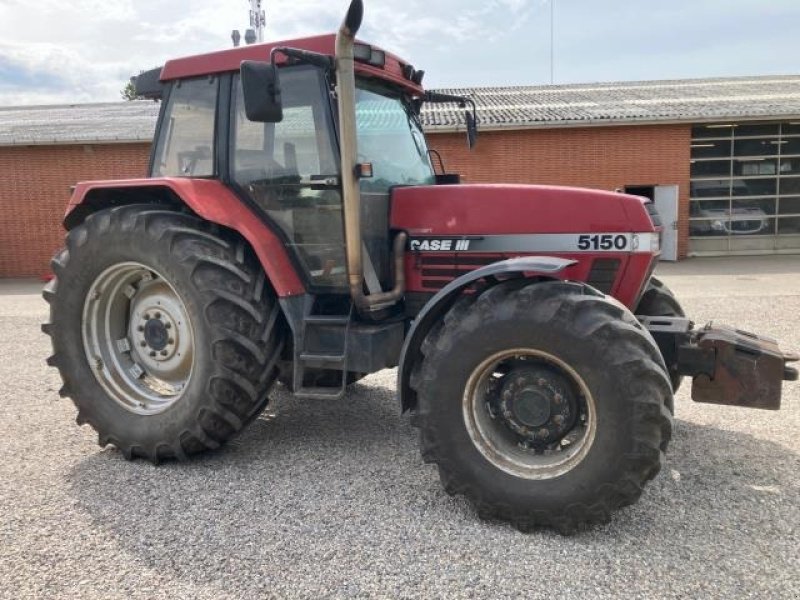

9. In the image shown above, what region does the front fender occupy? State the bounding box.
[397,256,576,412]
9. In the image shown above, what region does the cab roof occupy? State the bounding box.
[159,33,424,96]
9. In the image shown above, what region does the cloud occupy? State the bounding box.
[0,0,796,105]
[0,0,537,105]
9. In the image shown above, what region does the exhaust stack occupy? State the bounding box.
[335,0,407,311]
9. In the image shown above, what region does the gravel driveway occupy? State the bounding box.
[1,256,798,599]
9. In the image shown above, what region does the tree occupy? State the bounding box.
[120,79,141,101]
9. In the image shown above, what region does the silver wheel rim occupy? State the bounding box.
[463,348,597,480]
[82,262,195,416]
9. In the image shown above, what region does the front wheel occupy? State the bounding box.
[636,276,686,392]
[411,280,673,533]
[43,206,285,462]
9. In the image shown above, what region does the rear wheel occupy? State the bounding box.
[411,280,673,533]
[636,276,685,392]
[43,206,285,462]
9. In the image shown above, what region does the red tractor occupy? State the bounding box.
[44,0,797,532]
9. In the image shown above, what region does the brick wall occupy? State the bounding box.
[0,123,691,278]
[428,124,692,258]
[0,143,151,278]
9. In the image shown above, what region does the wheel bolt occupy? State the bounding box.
[168,338,174,345]
[538,428,549,438]
[553,415,564,426]
[137,325,144,332]
[150,351,157,358]
[165,323,172,330]
[553,393,563,404]
[160,350,168,357]
[155,312,162,319]
[537,378,546,386]
[144,313,150,320]
[140,341,147,347]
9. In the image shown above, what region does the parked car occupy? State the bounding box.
[689,205,771,236]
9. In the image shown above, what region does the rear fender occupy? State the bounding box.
[397,256,576,412]
[64,178,305,297]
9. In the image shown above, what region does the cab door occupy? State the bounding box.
[229,65,346,290]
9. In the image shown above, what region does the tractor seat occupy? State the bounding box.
[234,149,290,183]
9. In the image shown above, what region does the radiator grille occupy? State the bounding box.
[587,258,621,293]
[415,254,621,294]
[418,254,504,291]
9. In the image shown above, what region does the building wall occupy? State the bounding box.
[0,124,691,278]
[0,143,151,278]
[428,124,692,258]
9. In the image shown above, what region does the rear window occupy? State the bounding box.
[152,77,218,177]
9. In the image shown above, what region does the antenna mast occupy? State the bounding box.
[249,0,266,43]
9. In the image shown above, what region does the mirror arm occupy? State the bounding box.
[423,91,479,148]
[270,47,335,71]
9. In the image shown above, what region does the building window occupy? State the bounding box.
[689,121,800,254]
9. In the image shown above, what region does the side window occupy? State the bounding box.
[152,77,218,177]
[232,69,337,183]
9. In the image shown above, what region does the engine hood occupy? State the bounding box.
[390,184,655,235]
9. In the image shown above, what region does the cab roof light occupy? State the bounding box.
[353,43,372,62]
[353,43,385,68]
[369,48,386,68]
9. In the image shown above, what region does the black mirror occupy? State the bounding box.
[240,60,283,123]
[466,110,478,149]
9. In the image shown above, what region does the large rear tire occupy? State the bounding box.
[636,276,685,392]
[411,280,673,534]
[43,206,285,462]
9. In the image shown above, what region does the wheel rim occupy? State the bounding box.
[463,348,597,480]
[82,262,195,415]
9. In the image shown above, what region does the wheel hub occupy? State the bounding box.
[512,388,551,427]
[143,318,169,351]
[129,287,191,374]
[496,366,578,447]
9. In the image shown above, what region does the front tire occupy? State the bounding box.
[411,280,673,533]
[43,206,285,462]
[636,276,686,392]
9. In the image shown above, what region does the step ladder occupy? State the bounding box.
[292,299,353,400]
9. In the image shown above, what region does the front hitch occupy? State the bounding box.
[639,317,798,410]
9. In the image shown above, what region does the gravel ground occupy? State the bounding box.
[1,256,798,599]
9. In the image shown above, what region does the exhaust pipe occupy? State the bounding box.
[335,0,407,311]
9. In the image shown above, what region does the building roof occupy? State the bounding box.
[428,75,800,132]
[1,74,799,146]
[0,101,160,146]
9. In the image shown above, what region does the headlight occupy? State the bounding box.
[651,234,661,253]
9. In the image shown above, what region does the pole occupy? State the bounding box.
[249,0,266,43]
[549,0,554,84]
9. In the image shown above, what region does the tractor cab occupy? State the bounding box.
[136,33,466,299]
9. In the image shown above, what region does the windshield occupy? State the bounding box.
[355,82,435,191]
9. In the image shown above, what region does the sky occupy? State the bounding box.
[0,0,798,106]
